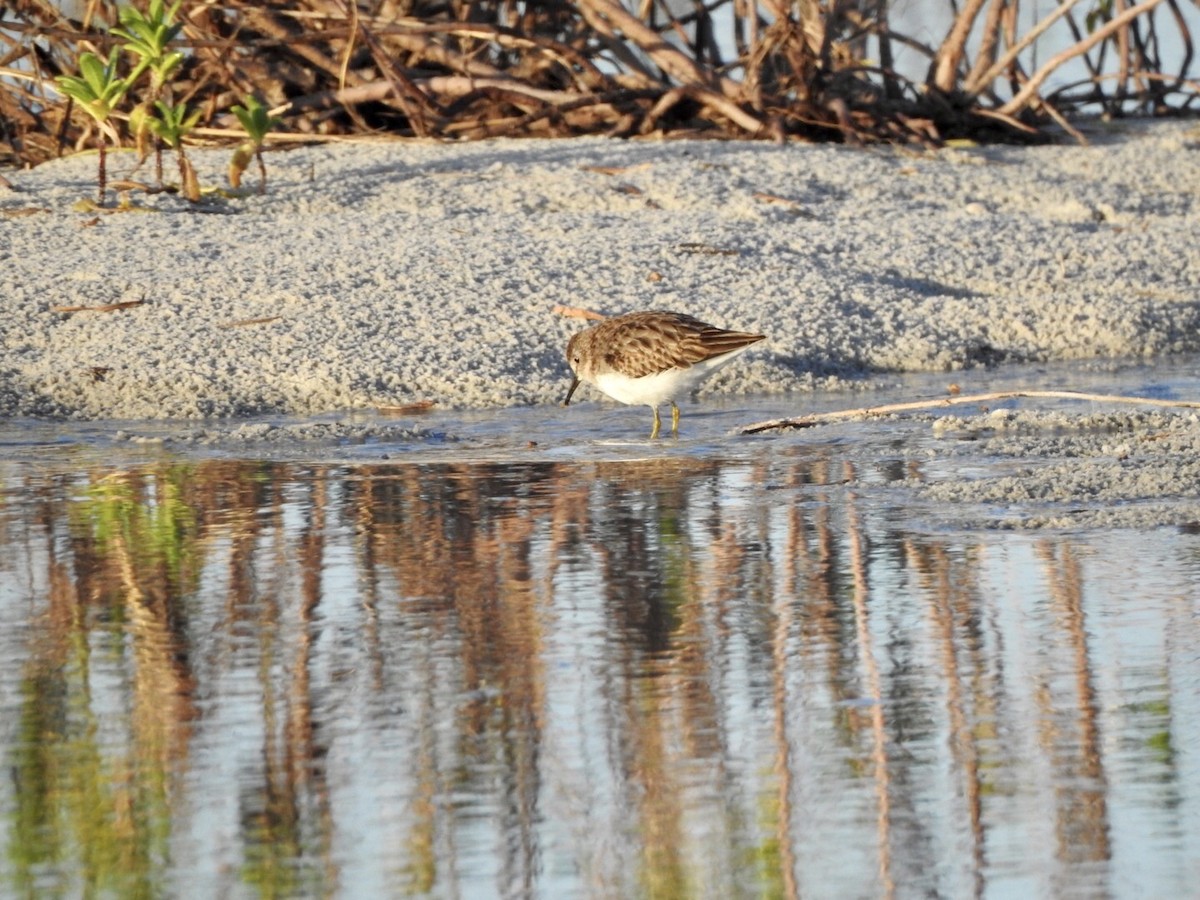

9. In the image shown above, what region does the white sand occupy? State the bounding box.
[3,119,1199,422]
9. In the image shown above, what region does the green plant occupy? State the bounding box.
[147,99,201,201]
[54,48,131,205]
[113,0,185,87]
[229,96,281,195]
[112,0,185,184]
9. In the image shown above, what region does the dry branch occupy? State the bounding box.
[377,400,437,414]
[931,0,991,93]
[965,0,1086,96]
[999,0,1169,115]
[738,390,1200,434]
[1,0,1195,167]
[576,0,767,134]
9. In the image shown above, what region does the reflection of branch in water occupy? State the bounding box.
[13,465,211,893]
[630,674,689,897]
[295,474,335,871]
[771,488,800,900]
[358,462,556,893]
[905,540,987,895]
[672,529,720,762]
[81,470,202,780]
[785,457,846,687]
[350,478,387,695]
[113,528,198,768]
[1036,541,1111,866]
[470,497,545,895]
[239,468,337,894]
[844,462,896,900]
[594,464,692,896]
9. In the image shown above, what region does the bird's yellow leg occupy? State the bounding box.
[671,403,680,434]
[650,406,661,439]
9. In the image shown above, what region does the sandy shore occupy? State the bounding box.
[2,119,1199,422]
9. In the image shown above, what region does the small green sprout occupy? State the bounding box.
[112,0,185,87]
[112,0,186,184]
[55,48,132,205]
[229,96,281,195]
[147,99,202,201]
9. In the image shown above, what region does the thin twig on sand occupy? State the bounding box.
[553,305,606,321]
[51,300,146,314]
[738,390,1200,434]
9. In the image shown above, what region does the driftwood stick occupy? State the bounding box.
[738,390,1200,434]
[51,299,146,314]
[552,304,606,320]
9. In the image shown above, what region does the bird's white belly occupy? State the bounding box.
[592,347,750,407]
[594,368,694,407]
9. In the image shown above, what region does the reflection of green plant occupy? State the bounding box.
[4,466,201,897]
[112,0,185,184]
[8,659,162,898]
[147,100,201,201]
[229,96,281,195]
[54,48,131,205]
[75,470,197,578]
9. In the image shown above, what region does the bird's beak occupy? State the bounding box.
[562,375,581,407]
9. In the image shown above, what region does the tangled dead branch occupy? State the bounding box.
[2,0,1198,168]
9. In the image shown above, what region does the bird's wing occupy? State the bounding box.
[602,313,764,378]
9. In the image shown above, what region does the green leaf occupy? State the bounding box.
[147,99,200,148]
[230,96,281,145]
[156,50,185,81]
[114,0,184,64]
[1085,0,1115,32]
[55,49,129,123]
[79,50,114,96]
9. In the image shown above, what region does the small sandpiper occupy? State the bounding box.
[562,310,766,437]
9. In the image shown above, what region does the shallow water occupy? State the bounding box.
[2,359,1200,898]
